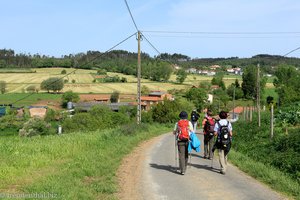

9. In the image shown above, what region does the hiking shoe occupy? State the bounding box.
[181,172,185,175]
[208,157,212,160]
[203,156,207,159]
[220,170,226,175]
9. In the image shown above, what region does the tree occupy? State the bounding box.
[211,72,225,90]
[185,87,208,111]
[26,85,37,93]
[40,77,64,93]
[273,65,300,105]
[176,69,187,83]
[213,88,230,108]
[61,69,67,74]
[110,91,120,103]
[0,81,7,94]
[141,85,150,95]
[242,65,267,100]
[61,90,80,108]
[241,65,257,99]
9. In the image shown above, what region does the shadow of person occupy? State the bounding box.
[189,163,220,174]
[149,163,181,175]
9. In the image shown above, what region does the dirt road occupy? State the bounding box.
[118,133,288,200]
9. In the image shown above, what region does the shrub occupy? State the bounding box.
[19,118,53,137]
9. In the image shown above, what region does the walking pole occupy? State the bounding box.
[175,133,178,169]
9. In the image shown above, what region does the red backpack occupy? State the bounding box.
[204,117,215,135]
[177,119,190,140]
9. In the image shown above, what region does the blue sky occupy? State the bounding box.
[1,0,300,58]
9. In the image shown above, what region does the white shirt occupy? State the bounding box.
[214,119,233,134]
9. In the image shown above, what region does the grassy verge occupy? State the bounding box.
[0,124,170,200]
[229,150,300,200]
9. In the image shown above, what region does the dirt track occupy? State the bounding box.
[117,133,288,200]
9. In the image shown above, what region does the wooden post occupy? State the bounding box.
[137,31,141,124]
[270,104,274,139]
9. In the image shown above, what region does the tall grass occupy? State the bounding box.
[0,123,170,200]
[230,150,300,199]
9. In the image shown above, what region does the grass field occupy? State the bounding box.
[0,124,170,200]
[1,68,247,94]
[0,93,62,106]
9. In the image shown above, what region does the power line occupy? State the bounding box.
[10,32,137,105]
[283,46,300,57]
[141,34,300,39]
[142,30,300,35]
[141,33,161,55]
[124,0,139,32]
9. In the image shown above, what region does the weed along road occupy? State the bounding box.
[118,132,287,200]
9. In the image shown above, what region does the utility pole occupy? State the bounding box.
[257,63,261,127]
[233,86,236,120]
[137,31,142,124]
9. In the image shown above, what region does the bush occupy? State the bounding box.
[119,123,150,135]
[19,118,54,137]
[62,105,131,133]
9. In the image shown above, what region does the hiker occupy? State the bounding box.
[202,109,215,159]
[213,111,232,175]
[173,111,194,175]
[190,110,200,133]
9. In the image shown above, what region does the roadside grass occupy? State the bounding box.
[0,124,170,200]
[229,150,300,199]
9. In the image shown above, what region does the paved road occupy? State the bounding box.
[138,132,287,200]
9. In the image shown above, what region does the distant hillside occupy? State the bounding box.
[1,49,300,76]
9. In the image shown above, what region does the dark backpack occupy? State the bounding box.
[204,117,215,138]
[191,112,199,122]
[217,121,230,148]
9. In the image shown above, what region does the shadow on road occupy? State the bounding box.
[189,163,220,174]
[149,163,181,175]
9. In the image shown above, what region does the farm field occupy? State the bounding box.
[1,67,248,94]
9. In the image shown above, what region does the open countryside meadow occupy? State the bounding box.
[0,68,244,94]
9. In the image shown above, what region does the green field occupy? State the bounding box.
[0,124,169,200]
[0,93,62,106]
[0,68,246,94]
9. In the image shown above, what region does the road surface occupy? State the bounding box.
[118,132,287,200]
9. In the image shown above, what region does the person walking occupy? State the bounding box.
[213,111,233,175]
[190,110,200,133]
[173,111,194,175]
[202,109,215,159]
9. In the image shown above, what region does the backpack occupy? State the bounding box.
[191,112,199,122]
[177,119,190,141]
[204,117,215,137]
[217,121,230,148]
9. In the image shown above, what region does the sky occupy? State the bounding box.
[1,0,300,59]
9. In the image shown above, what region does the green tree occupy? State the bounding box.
[242,65,267,100]
[0,81,7,94]
[141,85,150,95]
[213,88,230,108]
[211,72,225,90]
[273,65,300,105]
[176,69,187,83]
[40,77,64,93]
[61,90,80,108]
[26,85,36,93]
[110,91,120,103]
[61,69,67,74]
[185,87,208,111]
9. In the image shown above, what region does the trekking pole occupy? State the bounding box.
[175,133,178,169]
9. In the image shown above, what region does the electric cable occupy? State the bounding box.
[10,32,137,105]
